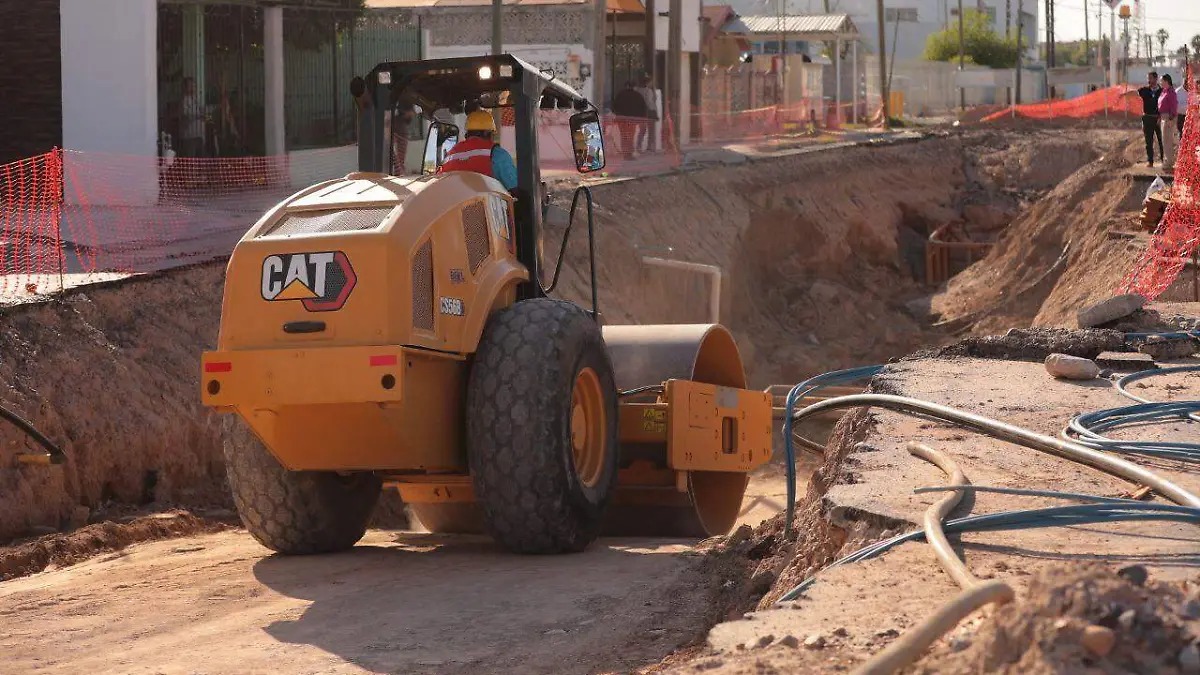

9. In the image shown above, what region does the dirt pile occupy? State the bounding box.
[551,132,1112,387]
[931,133,1172,334]
[0,266,229,541]
[909,564,1200,674]
[0,130,1115,542]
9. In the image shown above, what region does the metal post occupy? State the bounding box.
[1109,5,1117,87]
[1015,0,1023,104]
[835,37,842,124]
[492,0,502,55]
[667,0,682,149]
[878,0,889,127]
[1083,0,1090,65]
[958,0,965,110]
[644,0,656,88]
[852,40,858,124]
[594,0,606,107]
[492,0,503,129]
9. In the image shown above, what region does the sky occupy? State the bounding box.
[1045,1,1200,47]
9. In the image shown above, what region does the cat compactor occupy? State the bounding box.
[201,55,772,554]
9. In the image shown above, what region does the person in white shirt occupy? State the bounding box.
[1178,78,1191,137]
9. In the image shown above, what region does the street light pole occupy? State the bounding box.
[878,0,889,127]
[958,0,965,110]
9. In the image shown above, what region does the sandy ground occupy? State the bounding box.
[0,462,795,675]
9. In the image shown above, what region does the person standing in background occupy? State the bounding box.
[1177,75,1190,138]
[1135,71,1164,168]
[635,74,658,154]
[612,81,647,160]
[1159,74,1179,173]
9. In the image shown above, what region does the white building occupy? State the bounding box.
[736,0,1037,62]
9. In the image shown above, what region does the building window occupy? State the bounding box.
[885,8,918,22]
[950,7,997,22]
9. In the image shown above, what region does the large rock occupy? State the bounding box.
[1137,335,1199,361]
[1045,353,1101,380]
[1077,294,1147,328]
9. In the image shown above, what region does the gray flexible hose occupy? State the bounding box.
[792,394,1200,509]
[907,443,980,589]
[851,581,1015,675]
[852,443,1014,675]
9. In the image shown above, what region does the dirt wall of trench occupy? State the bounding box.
[0,132,1091,541]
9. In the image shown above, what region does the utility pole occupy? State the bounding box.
[1015,0,1024,103]
[667,0,681,149]
[1109,2,1116,86]
[492,0,502,56]
[1045,0,1055,98]
[1083,0,1089,65]
[878,0,889,127]
[644,0,657,94]
[594,0,606,108]
[1006,0,1012,38]
[958,0,965,110]
[492,0,503,129]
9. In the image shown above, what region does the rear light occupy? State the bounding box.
[205,362,232,373]
[370,354,398,367]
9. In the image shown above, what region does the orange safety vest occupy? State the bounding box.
[439,137,495,177]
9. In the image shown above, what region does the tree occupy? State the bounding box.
[1191,34,1200,55]
[923,10,1019,69]
[1157,29,1169,62]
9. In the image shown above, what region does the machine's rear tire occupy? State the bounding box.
[467,298,619,554]
[223,416,382,554]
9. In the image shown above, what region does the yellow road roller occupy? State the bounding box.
[200,55,772,554]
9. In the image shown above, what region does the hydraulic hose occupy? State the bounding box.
[850,444,1013,675]
[906,443,979,590]
[1066,401,1200,462]
[1,403,66,465]
[790,394,1200,509]
[783,365,884,533]
[780,501,1200,602]
[851,581,1014,675]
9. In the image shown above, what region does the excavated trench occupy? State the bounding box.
[0,129,1122,570]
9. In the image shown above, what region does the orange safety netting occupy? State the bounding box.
[981,85,1141,122]
[1122,73,1200,300]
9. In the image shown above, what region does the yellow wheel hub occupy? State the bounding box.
[570,367,606,488]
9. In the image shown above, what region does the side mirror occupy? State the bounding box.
[569,110,605,174]
[422,121,459,175]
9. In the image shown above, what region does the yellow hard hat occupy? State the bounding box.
[466,110,496,133]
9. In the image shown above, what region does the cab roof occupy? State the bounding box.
[369,54,590,113]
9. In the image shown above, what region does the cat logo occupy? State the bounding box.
[261,251,357,312]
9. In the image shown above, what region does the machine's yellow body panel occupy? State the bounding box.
[202,170,773,536]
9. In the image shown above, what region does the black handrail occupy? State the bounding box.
[539,185,599,319]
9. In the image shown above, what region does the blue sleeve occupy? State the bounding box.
[492,147,518,191]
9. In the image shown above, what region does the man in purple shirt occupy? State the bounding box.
[1160,74,1179,173]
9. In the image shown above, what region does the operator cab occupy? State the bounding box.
[351,54,606,301]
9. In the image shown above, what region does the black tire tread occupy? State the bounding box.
[467,298,618,554]
[223,416,382,554]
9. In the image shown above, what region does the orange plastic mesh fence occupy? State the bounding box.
[981,85,1141,122]
[1123,66,1200,300]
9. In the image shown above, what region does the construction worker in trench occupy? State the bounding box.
[439,110,518,193]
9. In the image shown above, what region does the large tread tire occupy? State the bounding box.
[467,298,619,554]
[223,416,382,554]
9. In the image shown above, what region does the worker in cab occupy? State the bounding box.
[439,110,518,193]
